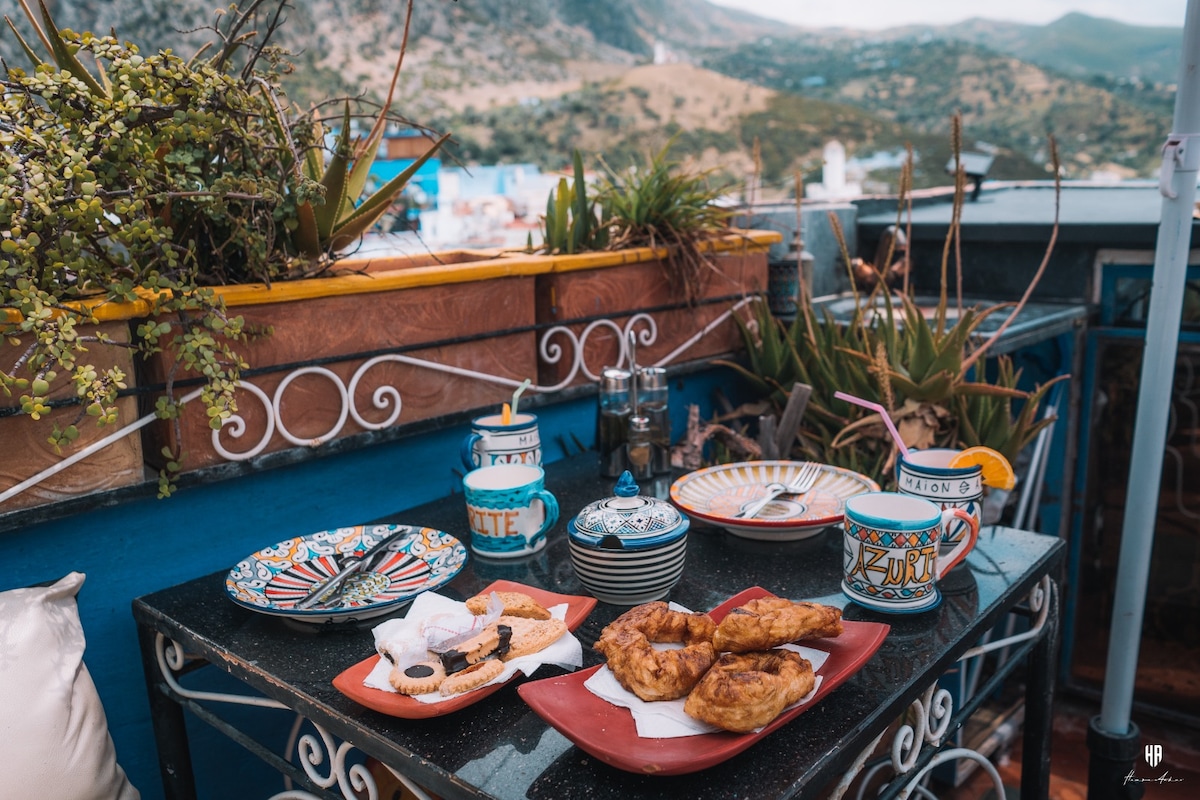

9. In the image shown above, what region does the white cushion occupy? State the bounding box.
[0,572,140,800]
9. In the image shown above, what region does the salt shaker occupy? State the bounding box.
[638,366,671,474]
[625,414,654,480]
[598,367,632,477]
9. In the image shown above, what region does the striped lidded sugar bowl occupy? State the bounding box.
[567,471,690,605]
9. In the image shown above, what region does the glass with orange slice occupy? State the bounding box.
[895,447,988,548]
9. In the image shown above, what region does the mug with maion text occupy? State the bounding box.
[896,448,982,547]
[460,412,542,471]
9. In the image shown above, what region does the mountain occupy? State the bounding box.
[935,13,1183,85]
[2,2,1177,190]
[698,33,1173,180]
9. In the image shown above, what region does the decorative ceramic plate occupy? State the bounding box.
[517,587,890,776]
[332,580,597,719]
[670,461,880,541]
[225,524,468,624]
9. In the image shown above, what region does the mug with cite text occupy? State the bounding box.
[462,464,558,559]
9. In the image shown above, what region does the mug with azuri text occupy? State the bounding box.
[841,492,979,614]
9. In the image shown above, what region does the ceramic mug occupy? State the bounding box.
[896,448,982,547]
[462,464,559,559]
[460,412,542,471]
[841,492,980,614]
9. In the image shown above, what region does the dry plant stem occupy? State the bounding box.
[937,162,966,333]
[748,137,762,209]
[886,146,911,292]
[359,0,414,160]
[951,113,966,317]
[961,138,1062,373]
[235,0,290,82]
[902,144,914,297]
[828,212,860,309]
[954,180,964,316]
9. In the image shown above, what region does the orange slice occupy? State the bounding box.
[949,446,1016,491]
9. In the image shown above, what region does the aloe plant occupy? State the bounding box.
[540,150,609,255]
[718,120,1067,487]
[596,142,733,303]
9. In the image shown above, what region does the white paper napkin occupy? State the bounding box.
[583,635,829,738]
[365,590,582,703]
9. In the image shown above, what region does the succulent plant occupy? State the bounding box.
[540,149,608,255]
[717,122,1067,488]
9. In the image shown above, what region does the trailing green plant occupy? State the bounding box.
[717,119,1068,488]
[595,142,734,304]
[1,0,445,494]
[540,150,608,255]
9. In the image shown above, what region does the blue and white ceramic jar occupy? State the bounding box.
[567,471,690,605]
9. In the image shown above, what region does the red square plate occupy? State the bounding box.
[516,586,889,775]
[332,580,597,719]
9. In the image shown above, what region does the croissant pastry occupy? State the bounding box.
[711,596,842,653]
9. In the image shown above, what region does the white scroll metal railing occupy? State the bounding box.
[1,298,756,505]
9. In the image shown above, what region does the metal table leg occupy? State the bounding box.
[137,624,198,800]
[1022,579,1061,799]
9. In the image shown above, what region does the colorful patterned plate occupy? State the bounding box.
[226,524,468,624]
[670,461,880,541]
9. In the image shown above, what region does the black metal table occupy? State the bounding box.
[133,452,1064,800]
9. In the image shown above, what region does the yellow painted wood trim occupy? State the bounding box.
[2,230,780,319]
[188,229,779,309]
[534,229,780,274]
[1,296,152,325]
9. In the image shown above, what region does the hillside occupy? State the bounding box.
[699,36,1172,180]
[6,0,779,112]
[2,2,1177,191]
[936,13,1183,85]
[428,61,1042,196]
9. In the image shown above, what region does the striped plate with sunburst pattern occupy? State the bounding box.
[670,461,880,541]
[226,524,467,624]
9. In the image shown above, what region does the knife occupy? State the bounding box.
[294,526,408,609]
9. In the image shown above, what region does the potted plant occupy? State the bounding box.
[718,128,1067,490]
[1,0,456,497]
[534,145,774,388]
[0,0,776,505]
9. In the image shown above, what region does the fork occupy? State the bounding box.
[734,462,822,519]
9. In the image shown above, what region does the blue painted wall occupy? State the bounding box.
[0,366,738,799]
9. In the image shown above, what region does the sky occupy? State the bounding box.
[708,1,1187,31]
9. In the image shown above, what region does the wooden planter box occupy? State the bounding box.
[140,254,540,472]
[4,233,778,491]
[532,233,776,388]
[0,319,145,512]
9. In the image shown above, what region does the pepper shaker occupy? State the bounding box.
[638,366,671,474]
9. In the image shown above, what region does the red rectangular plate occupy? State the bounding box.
[516,586,889,775]
[332,580,598,719]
